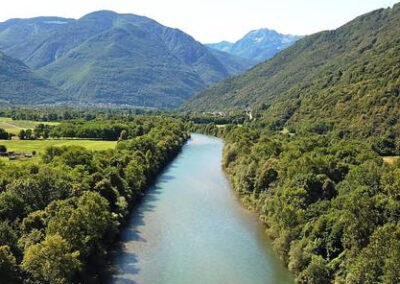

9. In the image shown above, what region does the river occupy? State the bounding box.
[109,134,294,284]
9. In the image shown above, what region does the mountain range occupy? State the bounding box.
[207,29,301,64]
[0,11,252,107]
[185,3,400,136]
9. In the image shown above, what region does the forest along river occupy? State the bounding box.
[109,134,294,284]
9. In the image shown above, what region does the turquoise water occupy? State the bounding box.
[110,134,294,284]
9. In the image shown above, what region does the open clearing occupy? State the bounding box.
[0,117,60,135]
[383,156,400,165]
[0,139,117,153]
[0,139,117,163]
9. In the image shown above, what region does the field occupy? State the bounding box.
[0,117,117,163]
[0,139,117,163]
[0,117,59,135]
[383,156,400,165]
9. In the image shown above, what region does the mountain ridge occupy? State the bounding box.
[207,28,302,64]
[0,10,251,107]
[186,4,400,136]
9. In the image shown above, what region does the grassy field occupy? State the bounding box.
[0,139,116,152]
[0,117,59,135]
[0,139,117,163]
[383,156,400,165]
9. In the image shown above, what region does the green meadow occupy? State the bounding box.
[0,139,117,163]
[0,117,59,135]
[0,139,116,152]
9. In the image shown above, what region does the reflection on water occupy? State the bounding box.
[109,134,294,284]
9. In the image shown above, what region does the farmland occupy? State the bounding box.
[0,139,117,163]
[0,117,59,135]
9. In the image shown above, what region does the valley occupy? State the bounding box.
[0,1,400,284]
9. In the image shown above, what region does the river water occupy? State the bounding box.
[109,134,294,284]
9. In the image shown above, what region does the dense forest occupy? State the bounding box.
[0,116,189,283]
[193,120,400,284]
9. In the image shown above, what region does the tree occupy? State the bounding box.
[22,234,81,284]
[46,192,117,258]
[297,257,331,284]
[0,245,20,283]
[0,221,19,256]
[18,129,26,140]
[346,224,400,283]
[255,160,278,192]
[0,191,25,221]
[0,129,10,140]
[25,129,33,140]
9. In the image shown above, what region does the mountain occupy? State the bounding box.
[0,11,250,108]
[207,29,301,64]
[0,51,65,105]
[186,4,400,136]
[207,48,254,74]
[0,17,75,53]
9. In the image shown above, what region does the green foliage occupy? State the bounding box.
[43,120,142,140]
[46,192,117,258]
[0,245,20,283]
[220,123,400,283]
[0,115,189,282]
[0,128,11,140]
[22,234,81,284]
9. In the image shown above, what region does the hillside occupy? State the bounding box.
[187,4,400,136]
[0,11,250,108]
[207,28,301,64]
[0,51,66,105]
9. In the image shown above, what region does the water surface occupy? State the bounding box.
[110,134,294,284]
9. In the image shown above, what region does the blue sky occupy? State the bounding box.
[0,0,397,42]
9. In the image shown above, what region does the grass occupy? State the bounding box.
[0,117,59,135]
[0,139,117,163]
[0,139,116,152]
[383,156,400,165]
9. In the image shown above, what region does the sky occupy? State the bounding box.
[0,0,398,43]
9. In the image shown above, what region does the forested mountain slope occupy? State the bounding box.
[0,51,65,105]
[187,4,400,135]
[0,11,250,107]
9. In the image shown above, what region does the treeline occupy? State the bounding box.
[0,117,189,283]
[28,117,167,141]
[219,125,400,283]
[180,113,247,125]
[0,107,156,122]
